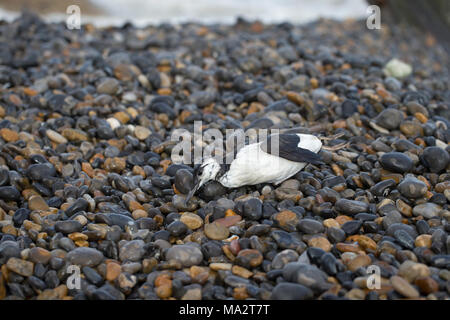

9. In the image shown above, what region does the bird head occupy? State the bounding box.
[185,158,221,204]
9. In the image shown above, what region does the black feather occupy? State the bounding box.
[261,134,324,165]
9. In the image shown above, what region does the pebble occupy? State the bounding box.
[308,237,332,252]
[174,169,194,194]
[236,249,263,268]
[397,176,428,198]
[271,283,313,300]
[380,152,413,173]
[166,244,203,267]
[46,129,68,144]
[180,212,203,230]
[119,240,146,262]
[97,77,120,95]
[204,222,230,240]
[375,108,404,130]
[28,247,51,264]
[55,220,82,234]
[383,58,413,79]
[391,275,420,298]
[297,219,324,234]
[28,195,49,211]
[412,203,442,219]
[66,247,104,267]
[134,126,151,141]
[0,186,21,201]
[335,199,369,216]
[397,261,430,283]
[421,147,449,173]
[6,257,34,277]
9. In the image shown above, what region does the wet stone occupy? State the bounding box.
[421,147,449,173]
[375,108,404,130]
[271,249,299,269]
[341,220,363,235]
[297,219,324,234]
[0,186,21,201]
[327,227,346,244]
[271,282,313,300]
[28,247,51,265]
[413,203,442,219]
[391,275,419,298]
[166,220,188,237]
[174,169,194,194]
[6,257,34,277]
[54,220,82,234]
[119,240,146,262]
[398,177,427,198]
[65,199,89,217]
[97,77,120,95]
[236,249,263,268]
[166,244,203,267]
[66,247,104,267]
[394,230,415,250]
[380,152,413,173]
[335,199,369,216]
[204,222,230,240]
[236,198,263,221]
[282,262,331,292]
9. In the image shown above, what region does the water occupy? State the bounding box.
[0,0,368,26]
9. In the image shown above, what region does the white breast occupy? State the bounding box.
[219,142,307,188]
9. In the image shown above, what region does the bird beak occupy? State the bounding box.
[184,183,199,205]
[184,173,201,205]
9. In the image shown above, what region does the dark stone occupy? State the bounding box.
[335,199,369,216]
[65,198,89,217]
[421,147,449,173]
[0,186,21,201]
[379,152,413,173]
[341,220,363,235]
[54,220,82,234]
[174,169,194,194]
[271,282,314,300]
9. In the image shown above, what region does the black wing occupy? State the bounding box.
[260,134,324,165]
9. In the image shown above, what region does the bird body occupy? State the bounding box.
[185,133,324,202]
[219,134,321,187]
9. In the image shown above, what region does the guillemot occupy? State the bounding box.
[184,132,347,203]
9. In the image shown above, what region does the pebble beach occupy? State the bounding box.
[0,11,449,300]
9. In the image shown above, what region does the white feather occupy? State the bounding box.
[219,134,321,188]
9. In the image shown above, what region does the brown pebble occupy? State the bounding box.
[6,257,34,277]
[415,234,432,248]
[233,287,249,300]
[106,262,121,281]
[204,222,230,240]
[308,237,332,252]
[347,254,371,271]
[414,276,438,294]
[236,249,263,268]
[214,215,242,228]
[391,275,420,298]
[28,195,49,211]
[231,265,253,279]
[180,212,203,230]
[0,128,19,142]
[273,210,299,232]
[28,247,51,264]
